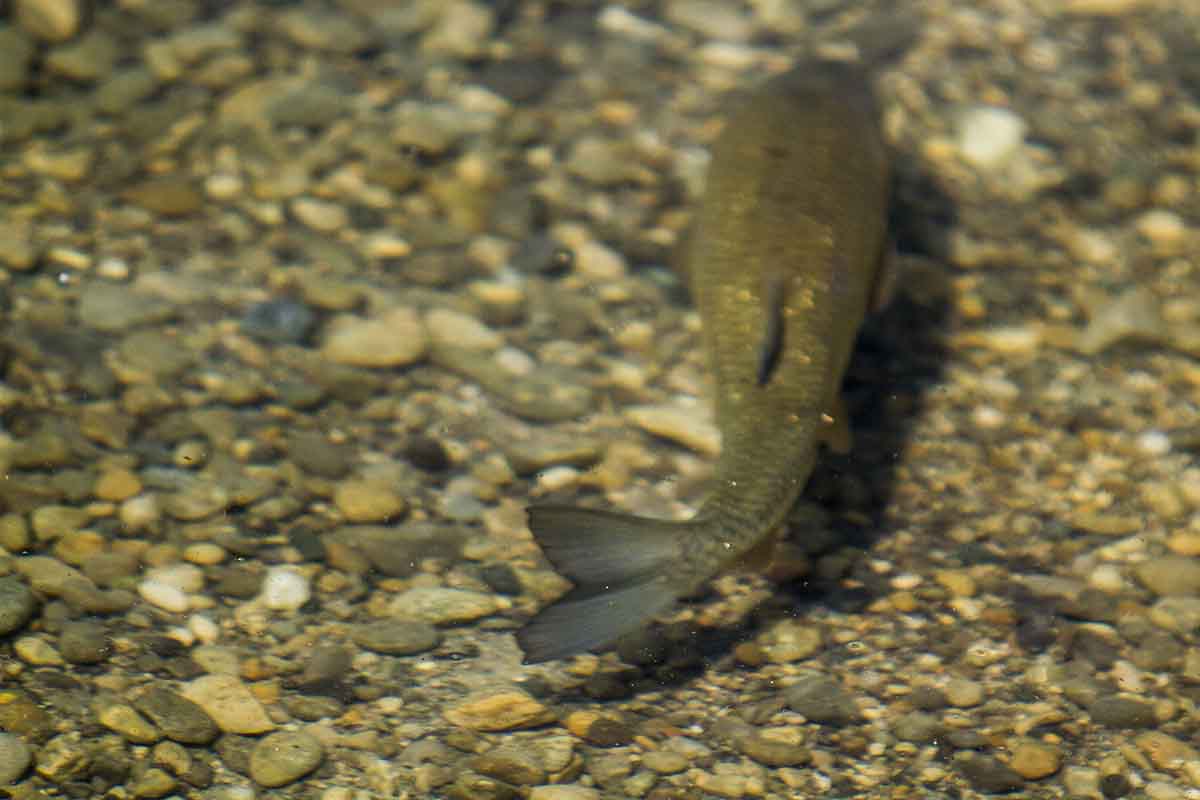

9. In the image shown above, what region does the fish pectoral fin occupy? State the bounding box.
[818,393,853,454]
[869,238,899,313]
[756,274,788,386]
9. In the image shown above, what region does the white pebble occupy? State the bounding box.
[956,106,1027,171]
[1088,563,1126,593]
[139,579,190,613]
[536,466,580,493]
[1137,430,1171,456]
[146,563,206,593]
[1135,209,1187,247]
[189,614,221,645]
[259,566,311,611]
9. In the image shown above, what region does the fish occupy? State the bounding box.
[517,61,893,664]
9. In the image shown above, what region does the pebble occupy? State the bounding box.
[572,240,630,281]
[624,404,720,457]
[58,621,110,664]
[351,620,442,656]
[0,731,32,784]
[783,675,857,725]
[528,787,600,800]
[957,753,1025,794]
[97,703,162,745]
[291,197,349,233]
[566,138,641,187]
[14,0,82,42]
[121,177,205,217]
[386,587,500,624]
[333,480,406,523]
[94,468,143,502]
[425,308,504,350]
[1009,740,1061,779]
[139,580,191,613]
[422,0,494,57]
[664,0,756,40]
[1088,694,1157,729]
[30,505,89,541]
[1134,556,1200,597]
[1135,731,1198,770]
[258,566,311,612]
[78,283,175,333]
[1150,596,1200,633]
[180,675,275,735]
[956,106,1026,171]
[15,636,63,666]
[321,307,428,367]
[944,678,985,708]
[472,744,545,785]
[642,749,689,774]
[444,691,554,732]
[1062,766,1102,799]
[1136,209,1187,247]
[249,730,324,788]
[893,711,942,744]
[134,687,220,745]
[0,577,37,637]
[240,299,316,345]
[757,620,823,663]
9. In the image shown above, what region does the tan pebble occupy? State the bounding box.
[183,543,227,566]
[1143,483,1187,521]
[936,569,977,598]
[1136,731,1199,770]
[53,530,107,566]
[321,307,428,368]
[944,678,984,708]
[424,307,503,350]
[573,240,628,281]
[444,691,554,732]
[333,481,406,523]
[625,404,720,457]
[562,710,601,738]
[15,636,64,665]
[891,591,918,613]
[361,232,412,259]
[290,197,349,232]
[1167,532,1200,557]
[94,468,143,502]
[1009,740,1060,779]
[14,0,81,42]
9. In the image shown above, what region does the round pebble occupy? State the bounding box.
[351,620,441,656]
[249,730,324,787]
[258,566,311,611]
[0,577,37,637]
[0,732,33,784]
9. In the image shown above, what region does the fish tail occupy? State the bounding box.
[517,505,697,663]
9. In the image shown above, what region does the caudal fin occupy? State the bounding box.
[517,505,686,664]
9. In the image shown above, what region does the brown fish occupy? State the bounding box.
[518,61,892,663]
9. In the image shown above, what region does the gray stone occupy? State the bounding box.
[249,730,324,787]
[352,620,441,655]
[134,687,220,745]
[0,732,32,784]
[0,577,37,636]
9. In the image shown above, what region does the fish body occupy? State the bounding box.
[518,62,891,663]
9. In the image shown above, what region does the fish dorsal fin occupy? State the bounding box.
[756,273,788,386]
